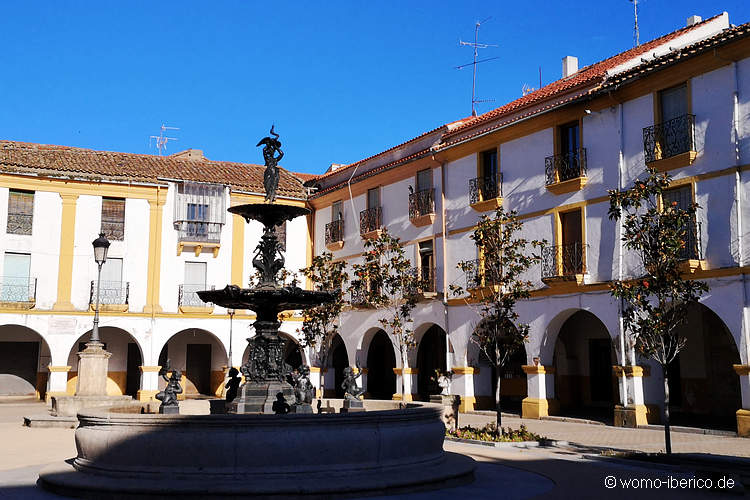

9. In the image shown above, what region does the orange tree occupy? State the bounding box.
[451,207,543,427]
[351,228,424,401]
[298,252,348,398]
[608,166,708,454]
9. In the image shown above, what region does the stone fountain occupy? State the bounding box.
[38,127,475,498]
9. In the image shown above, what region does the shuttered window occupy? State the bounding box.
[7,190,33,235]
[101,198,125,240]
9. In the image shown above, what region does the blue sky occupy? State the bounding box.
[1,1,748,174]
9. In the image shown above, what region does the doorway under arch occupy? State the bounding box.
[66,327,143,397]
[366,330,396,400]
[330,335,349,398]
[415,325,447,401]
[553,310,616,421]
[159,329,227,397]
[0,324,51,399]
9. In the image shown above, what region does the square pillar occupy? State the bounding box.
[46,366,72,402]
[521,365,558,419]
[137,365,162,401]
[450,366,476,412]
[309,366,323,398]
[392,368,415,402]
[75,342,111,396]
[613,365,649,427]
[734,364,750,437]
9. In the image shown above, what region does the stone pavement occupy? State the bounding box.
[0,401,747,499]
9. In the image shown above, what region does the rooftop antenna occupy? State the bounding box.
[149,124,180,156]
[457,18,499,117]
[630,0,640,47]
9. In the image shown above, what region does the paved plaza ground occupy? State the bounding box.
[0,400,747,499]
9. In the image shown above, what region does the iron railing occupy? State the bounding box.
[643,114,695,163]
[6,213,33,235]
[679,220,702,261]
[545,148,587,185]
[406,266,437,295]
[541,243,586,280]
[469,174,503,205]
[174,220,222,243]
[179,284,215,307]
[325,219,344,245]
[408,189,435,219]
[0,277,36,303]
[359,207,382,235]
[349,286,369,307]
[464,259,502,289]
[89,280,129,306]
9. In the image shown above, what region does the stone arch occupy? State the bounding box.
[158,328,228,397]
[656,302,742,430]
[329,334,349,398]
[365,329,396,400]
[414,323,447,401]
[0,324,52,399]
[360,326,398,366]
[66,326,144,398]
[552,310,616,420]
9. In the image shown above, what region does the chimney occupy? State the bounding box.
[686,15,702,27]
[562,56,578,78]
[170,149,205,161]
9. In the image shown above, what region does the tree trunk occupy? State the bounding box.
[662,365,672,455]
[400,345,407,404]
[495,365,502,428]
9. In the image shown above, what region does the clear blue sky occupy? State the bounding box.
[1,1,748,174]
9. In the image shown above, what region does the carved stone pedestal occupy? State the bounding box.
[76,341,111,396]
[227,380,293,414]
[291,403,313,414]
[159,405,180,415]
[342,399,365,413]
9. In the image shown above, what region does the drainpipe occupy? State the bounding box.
[347,165,362,235]
[616,101,629,407]
[437,156,451,372]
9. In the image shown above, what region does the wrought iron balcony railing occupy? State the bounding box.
[469,174,503,205]
[0,277,36,303]
[406,266,437,295]
[89,280,129,306]
[6,213,33,235]
[325,219,344,245]
[643,114,695,163]
[359,207,382,235]
[349,285,369,307]
[179,284,215,307]
[545,149,587,185]
[408,189,435,219]
[464,259,502,290]
[678,220,702,261]
[541,242,586,280]
[174,220,222,243]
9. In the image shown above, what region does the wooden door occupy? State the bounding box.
[186,344,211,395]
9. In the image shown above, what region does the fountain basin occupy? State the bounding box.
[39,402,475,498]
[198,285,335,312]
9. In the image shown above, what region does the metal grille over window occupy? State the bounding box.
[7,190,33,235]
[101,198,125,240]
[541,243,586,279]
[643,114,695,163]
[325,219,344,245]
[173,182,226,243]
[545,149,587,185]
[89,280,129,305]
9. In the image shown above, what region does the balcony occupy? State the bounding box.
[174,220,222,257]
[464,259,503,298]
[545,149,588,195]
[0,277,36,309]
[178,284,215,313]
[677,220,704,273]
[643,114,696,171]
[406,266,438,299]
[469,174,503,212]
[408,189,435,227]
[349,285,371,309]
[541,242,587,286]
[359,207,382,240]
[325,219,344,251]
[89,280,129,312]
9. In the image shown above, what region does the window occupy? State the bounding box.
[470,150,500,204]
[367,188,380,210]
[2,252,32,302]
[659,83,688,123]
[173,182,225,244]
[360,188,382,235]
[101,198,125,240]
[479,150,497,181]
[560,209,583,275]
[418,240,435,292]
[644,83,695,165]
[332,201,343,221]
[416,169,432,192]
[181,261,208,307]
[663,185,700,260]
[559,122,580,159]
[187,203,208,221]
[326,201,344,247]
[7,190,33,235]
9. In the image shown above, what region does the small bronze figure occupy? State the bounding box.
[342,366,365,401]
[225,367,241,402]
[156,360,183,413]
[256,125,284,203]
[290,365,315,405]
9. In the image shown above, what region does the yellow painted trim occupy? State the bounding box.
[450,366,478,375]
[137,390,159,401]
[522,365,554,375]
[230,212,245,287]
[361,228,383,240]
[139,366,162,373]
[521,397,558,419]
[306,212,314,289]
[470,197,503,213]
[143,192,166,314]
[546,176,588,195]
[737,409,750,437]
[52,193,79,311]
[0,173,164,201]
[410,212,436,226]
[179,305,214,314]
[325,240,344,251]
[0,301,35,310]
[733,364,750,376]
[614,404,649,427]
[647,151,698,172]
[457,395,476,412]
[47,366,72,373]
[613,365,646,377]
[391,393,417,402]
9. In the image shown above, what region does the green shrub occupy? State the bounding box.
[446,423,543,442]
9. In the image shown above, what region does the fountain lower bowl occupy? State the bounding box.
[198,285,336,312]
[39,402,475,499]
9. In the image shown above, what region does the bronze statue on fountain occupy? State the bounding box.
[198,126,335,413]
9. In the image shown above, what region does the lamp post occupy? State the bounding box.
[91,232,110,344]
[227,309,235,369]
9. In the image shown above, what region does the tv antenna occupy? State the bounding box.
[630,0,640,47]
[457,18,499,117]
[149,124,180,156]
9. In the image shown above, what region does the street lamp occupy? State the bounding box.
[227,309,235,369]
[91,232,110,344]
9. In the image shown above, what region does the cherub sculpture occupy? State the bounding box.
[341,365,365,401]
[289,365,315,405]
[156,359,182,410]
[256,125,284,203]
